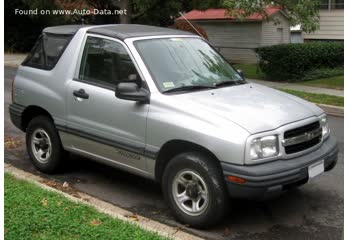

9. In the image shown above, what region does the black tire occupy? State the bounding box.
[26,115,64,173]
[162,152,229,229]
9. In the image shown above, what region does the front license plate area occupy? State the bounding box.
[308,160,324,179]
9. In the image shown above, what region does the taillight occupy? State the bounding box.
[11,78,15,103]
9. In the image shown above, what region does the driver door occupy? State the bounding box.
[64,35,149,173]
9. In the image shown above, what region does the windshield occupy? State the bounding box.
[134,38,244,93]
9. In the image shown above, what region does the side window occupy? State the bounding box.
[43,35,69,69]
[27,37,45,66]
[23,34,71,70]
[79,36,140,88]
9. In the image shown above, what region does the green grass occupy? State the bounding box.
[233,64,265,80]
[278,89,344,107]
[4,173,166,240]
[300,75,344,90]
[233,64,343,90]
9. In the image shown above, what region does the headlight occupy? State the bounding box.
[250,135,279,160]
[320,115,330,138]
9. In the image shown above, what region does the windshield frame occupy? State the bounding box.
[131,36,246,94]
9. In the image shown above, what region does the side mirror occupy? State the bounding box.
[115,82,150,103]
[237,69,245,80]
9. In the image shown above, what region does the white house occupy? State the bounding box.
[303,0,344,41]
[177,8,291,63]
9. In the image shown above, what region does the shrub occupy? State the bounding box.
[169,21,209,40]
[255,42,344,81]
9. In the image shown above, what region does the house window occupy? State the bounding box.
[332,0,344,9]
[320,0,344,10]
[320,0,329,9]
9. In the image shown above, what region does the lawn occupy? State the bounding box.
[278,89,344,107]
[233,63,265,80]
[4,173,166,240]
[300,76,344,90]
[233,64,344,90]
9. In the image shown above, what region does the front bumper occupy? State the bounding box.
[221,136,338,200]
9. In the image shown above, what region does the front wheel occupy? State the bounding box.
[162,152,229,228]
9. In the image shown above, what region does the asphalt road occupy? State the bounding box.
[4,66,344,240]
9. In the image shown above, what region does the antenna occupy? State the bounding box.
[178,12,205,39]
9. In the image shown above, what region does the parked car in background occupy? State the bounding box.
[9,24,338,228]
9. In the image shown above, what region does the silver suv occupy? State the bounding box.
[10,24,338,228]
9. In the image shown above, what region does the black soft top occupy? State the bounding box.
[43,25,90,35]
[87,24,195,40]
[43,24,195,39]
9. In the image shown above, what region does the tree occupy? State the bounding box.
[84,0,223,25]
[84,0,321,33]
[222,0,321,33]
[5,0,71,52]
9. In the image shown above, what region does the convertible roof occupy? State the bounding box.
[43,25,90,35]
[87,24,195,40]
[43,24,195,39]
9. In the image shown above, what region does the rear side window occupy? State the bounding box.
[22,34,71,70]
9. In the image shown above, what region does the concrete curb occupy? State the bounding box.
[4,164,203,240]
[317,104,344,117]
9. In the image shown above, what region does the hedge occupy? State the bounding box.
[255,42,344,81]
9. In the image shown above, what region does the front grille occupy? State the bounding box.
[283,121,322,154]
[284,121,320,138]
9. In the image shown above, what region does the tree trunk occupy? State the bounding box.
[115,0,131,24]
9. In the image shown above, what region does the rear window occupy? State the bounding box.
[22,34,71,70]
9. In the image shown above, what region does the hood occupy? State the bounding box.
[169,83,323,134]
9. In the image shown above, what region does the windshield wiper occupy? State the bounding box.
[163,85,216,94]
[214,80,246,88]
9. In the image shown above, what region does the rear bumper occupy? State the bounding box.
[9,103,25,131]
[221,136,338,200]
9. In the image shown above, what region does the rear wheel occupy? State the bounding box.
[26,115,64,173]
[162,152,229,228]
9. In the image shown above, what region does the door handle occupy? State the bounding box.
[73,89,89,99]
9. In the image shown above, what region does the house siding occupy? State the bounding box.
[194,21,262,63]
[303,10,344,40]
[261,12,291,46]
[192,11,290,63]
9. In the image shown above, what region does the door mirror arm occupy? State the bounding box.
[237,69,245,81]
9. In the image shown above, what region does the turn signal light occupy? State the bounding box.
[227,175,246,184]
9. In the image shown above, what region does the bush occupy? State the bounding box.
[255,42,344,81]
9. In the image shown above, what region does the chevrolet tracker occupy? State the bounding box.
[9,24,338,228]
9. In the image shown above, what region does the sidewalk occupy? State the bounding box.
[248,78,344,97]
[4,53,27,67]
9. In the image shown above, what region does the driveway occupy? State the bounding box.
[4,66,344,240]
